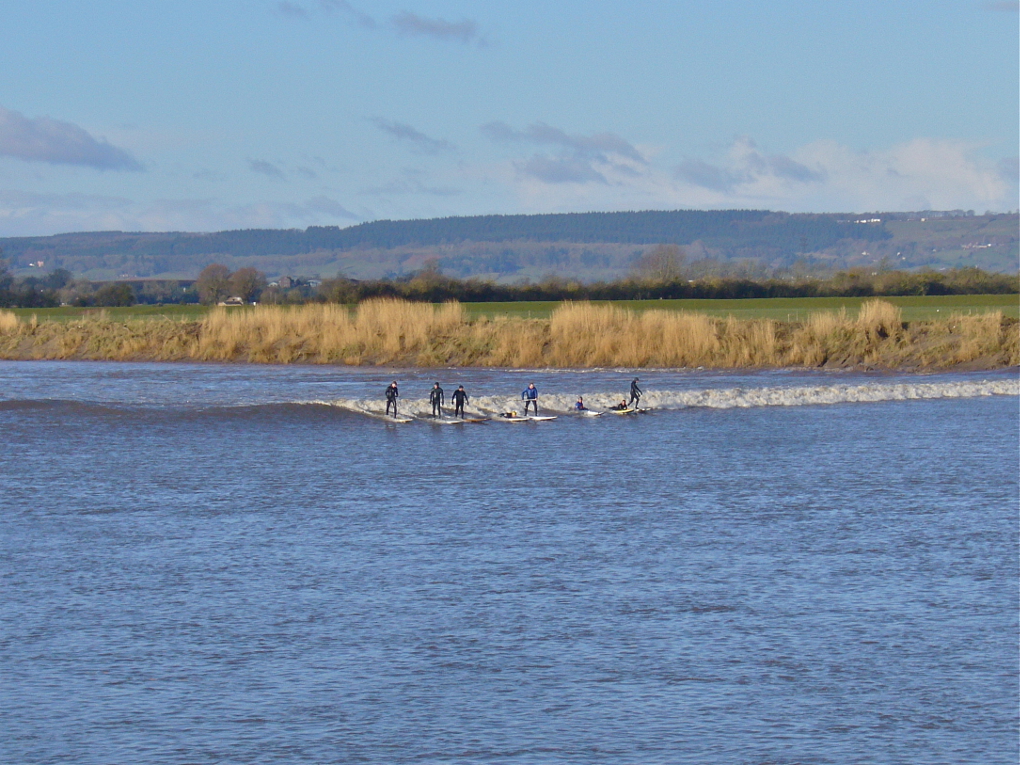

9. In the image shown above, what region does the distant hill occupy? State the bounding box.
[2,209,1016,281]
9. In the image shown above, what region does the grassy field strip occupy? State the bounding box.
[462,295,1020,321]
[8,294,1019,323]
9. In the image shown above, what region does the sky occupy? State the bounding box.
[0,0,1017,236]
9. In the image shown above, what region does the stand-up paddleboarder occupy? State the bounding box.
[429,382,444,417]
[521,382,539,416]
[385,380,399,418]
[451,385,469,419]
[628,377,643,409]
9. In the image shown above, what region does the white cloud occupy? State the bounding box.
[0,106,142,171]
[481,121,647,186]
[487,133,1018,214]
[0,190,359,236]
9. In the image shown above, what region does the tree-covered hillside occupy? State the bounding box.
[1,209,1015,281]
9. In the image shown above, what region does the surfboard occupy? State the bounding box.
[576,409,603,417]
[363,410,414,423]
[608,408,637,415]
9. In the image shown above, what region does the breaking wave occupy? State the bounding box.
[3,379,1014,422]
[316,378,1018,419]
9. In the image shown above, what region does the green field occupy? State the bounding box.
[8,304,210,322]
[462,295,1020,322]
[8,294,1018,323]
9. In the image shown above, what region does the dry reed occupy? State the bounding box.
[0,310,18,333]
[0,299,1014,370]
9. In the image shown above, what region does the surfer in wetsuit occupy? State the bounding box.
[521,383,539,415]
[451,385,469,418]
[385,381,399,417]
[429,382,444,417]
[575,396,586,411]
[628,377,643,409]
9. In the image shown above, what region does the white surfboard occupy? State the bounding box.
[363,410,414,423]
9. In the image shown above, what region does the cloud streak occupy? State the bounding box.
[482,121,647,184]
[370,118,454,154]
[319,0,376,28]
[391,12,481,44]
[675,137,824,192]
[0,106,142,171]
[248,159,286,179]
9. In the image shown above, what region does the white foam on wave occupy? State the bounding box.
[313,378,1018,419]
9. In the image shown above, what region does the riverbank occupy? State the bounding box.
[1,299,1016,370]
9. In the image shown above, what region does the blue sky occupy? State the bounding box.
[0,0,1016,236]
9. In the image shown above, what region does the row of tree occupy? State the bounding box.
[2,256,1017,310]
[194,265,267,304]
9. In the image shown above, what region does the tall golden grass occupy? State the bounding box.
[0,310,18,333]
[0,299,1015,369]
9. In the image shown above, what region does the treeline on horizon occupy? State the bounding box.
[1,257,1016,309]
[0,209,893,264]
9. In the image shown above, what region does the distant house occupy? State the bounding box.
[278,276,295,289]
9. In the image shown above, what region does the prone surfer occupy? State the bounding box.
[429,382,444,417]
[628,377,643,409]
[385,380,399,417]
[451,385,469,418]
[610,399,629,411]
[521,382,539,415]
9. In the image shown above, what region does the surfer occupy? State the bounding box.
[521,382,539,415]
[429,382,444,417]
[451,385,469,418]
[575,396,587,411]
[628,377,643,409]
[385,381,399,417]
[610,399,629,411]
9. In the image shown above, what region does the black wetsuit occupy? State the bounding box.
[429,386,444,417]
[385,384,399,417]
[451,388,469,418]
[628,379,643,408]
